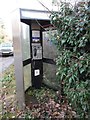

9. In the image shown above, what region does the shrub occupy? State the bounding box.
[50,0,90,118]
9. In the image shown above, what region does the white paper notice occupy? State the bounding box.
[34,69,40,76]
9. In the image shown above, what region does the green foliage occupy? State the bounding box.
[27,87,57,103]
[1,74,12,82]
[50,0,90,118]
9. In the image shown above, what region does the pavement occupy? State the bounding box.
[0,56,14,73]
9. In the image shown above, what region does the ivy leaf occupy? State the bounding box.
[80,68,85,74]
[69,77,72,84]
[61,40,66,44]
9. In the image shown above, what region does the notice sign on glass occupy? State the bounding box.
[32,31,40,42]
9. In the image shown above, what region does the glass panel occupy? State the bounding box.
[21,22,30,61]
[43,31,57,60]
[43,63,60,89]
[24,64,31,91]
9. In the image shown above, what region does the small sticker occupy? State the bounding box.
[34,69,40,76]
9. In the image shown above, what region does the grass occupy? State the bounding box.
[0,64,16,96]
[0,64,16,119]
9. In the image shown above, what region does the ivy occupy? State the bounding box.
[50,0,90,118]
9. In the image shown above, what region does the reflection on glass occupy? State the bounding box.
[43,63,60,89]
[24,64,31,91]
[43,63,57,85]
[21,22,30,61]
[43,32,57,59]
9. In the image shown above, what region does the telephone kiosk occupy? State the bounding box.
[12,8,53,109]
[31,30,43,88]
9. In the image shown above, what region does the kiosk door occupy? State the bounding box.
[21,22,31,90]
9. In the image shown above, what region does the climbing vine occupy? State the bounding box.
[50,0,90,118]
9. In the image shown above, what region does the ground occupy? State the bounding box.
[0,63,76,119]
